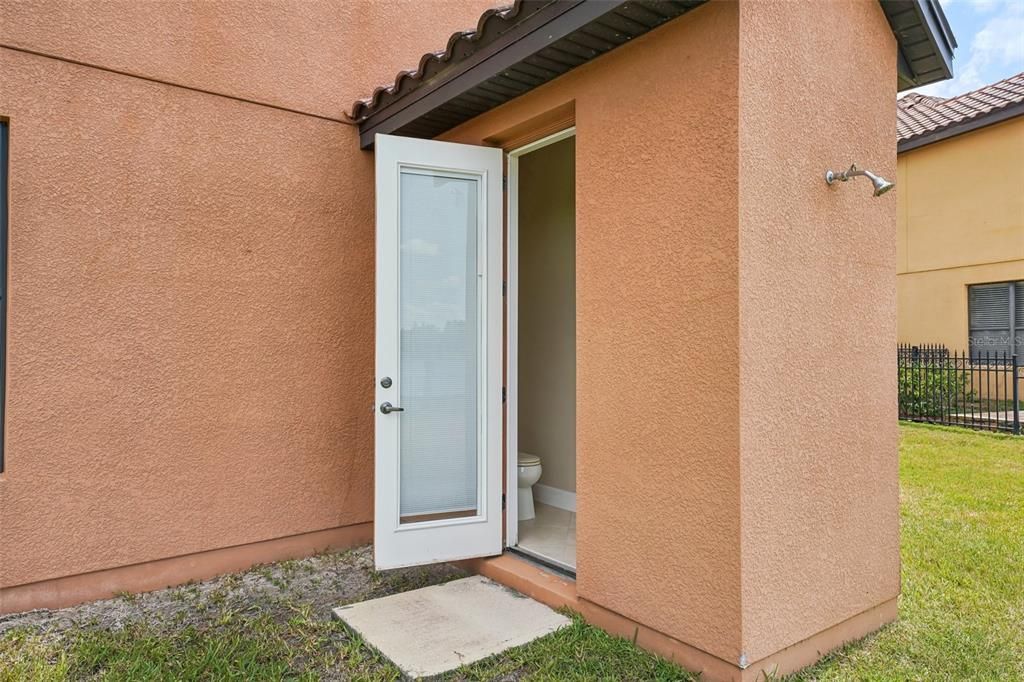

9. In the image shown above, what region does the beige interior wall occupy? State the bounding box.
[517,137,576,494]
[737,0,900,665]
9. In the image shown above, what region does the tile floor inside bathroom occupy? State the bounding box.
[517,502,576,571]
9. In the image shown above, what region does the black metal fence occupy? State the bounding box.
[898,344,1021,434]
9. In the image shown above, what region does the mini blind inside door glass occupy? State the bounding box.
[398,169,480,523]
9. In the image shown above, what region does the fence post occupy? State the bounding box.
[1014,354,1020,436]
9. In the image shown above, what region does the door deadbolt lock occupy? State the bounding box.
[380,376,392,388]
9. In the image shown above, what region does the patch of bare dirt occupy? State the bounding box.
[0,545,465,641]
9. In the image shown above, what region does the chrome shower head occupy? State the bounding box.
[863,169,895,197]
[825,163,895,197]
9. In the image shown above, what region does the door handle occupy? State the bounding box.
[380,402,405,414]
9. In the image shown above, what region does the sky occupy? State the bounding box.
[910,0,1024,99]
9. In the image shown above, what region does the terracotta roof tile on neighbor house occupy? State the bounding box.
[897,71,1024,151]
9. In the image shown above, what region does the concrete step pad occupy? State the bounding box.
[333,574,570,678]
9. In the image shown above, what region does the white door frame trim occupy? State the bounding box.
[504,126,576,548]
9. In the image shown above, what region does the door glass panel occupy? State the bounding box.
[398,170,480,523]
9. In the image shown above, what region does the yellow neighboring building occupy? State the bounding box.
[897,73,1024,358]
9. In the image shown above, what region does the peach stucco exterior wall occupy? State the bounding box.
[448,0,899,667]
[444,2,744,662]
[0,0,496,594]
[737,0,900,665]
[3,0,901,671]
[0,0,497,121]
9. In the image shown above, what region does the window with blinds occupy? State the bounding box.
[968,281,1024,360]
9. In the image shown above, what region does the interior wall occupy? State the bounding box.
[517,137,576,494]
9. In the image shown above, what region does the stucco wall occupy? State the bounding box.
[518,137,576,494]
[897,117,1024,350]
[2,0,905,671]
[444,1,744,662]
[0,0,495,120]
[0,0,497,594]
[737,0,900,664]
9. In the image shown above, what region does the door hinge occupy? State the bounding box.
[502,175,508,191]
[502,280,507,296]
[502,493,507,510]
[502,386,507,403]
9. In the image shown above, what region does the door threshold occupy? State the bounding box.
[508,546,576,579]
[454,551,579,614]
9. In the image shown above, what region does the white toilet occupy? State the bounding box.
[517,452,542,521]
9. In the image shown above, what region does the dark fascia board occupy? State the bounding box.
[885,0,957,91]
[899,100,1024,153]
[916,0,956,80]
[358,0,619,149]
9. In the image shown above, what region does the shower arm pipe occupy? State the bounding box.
[826,163,872,184]
[824,162,895,197]
[823,161,864,183]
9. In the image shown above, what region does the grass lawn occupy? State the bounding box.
[792,424,1023,681]
[2,423,1021,680]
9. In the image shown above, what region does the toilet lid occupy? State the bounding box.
[518,452,541,467]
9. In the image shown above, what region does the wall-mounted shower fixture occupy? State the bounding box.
[825,164,894,197]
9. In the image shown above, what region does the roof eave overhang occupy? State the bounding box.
[355,0,957,148]
[354,0,707,149]
[898,100,1024,153]
[883,0,957,91]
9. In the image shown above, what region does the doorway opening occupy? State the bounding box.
[506,129,576,572]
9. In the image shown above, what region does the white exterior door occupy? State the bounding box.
[374,134,503,569]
